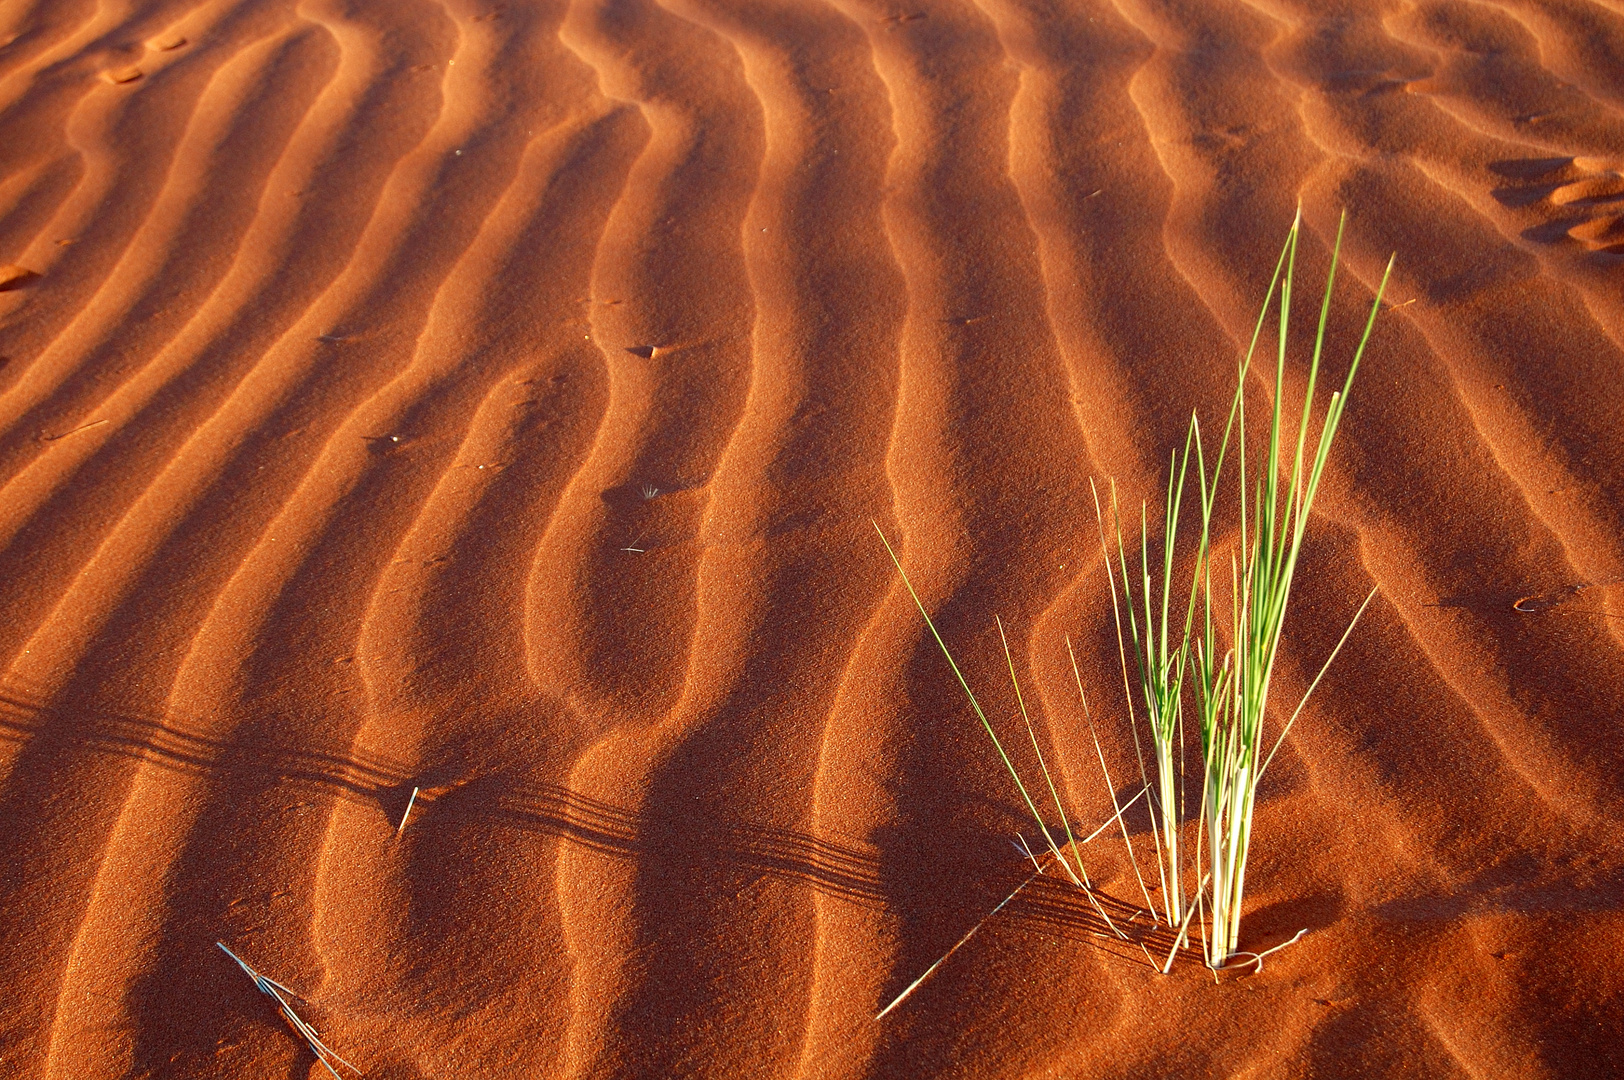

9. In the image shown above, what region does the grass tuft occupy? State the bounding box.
[1190,209,1390,966]
[878,209,1392,974]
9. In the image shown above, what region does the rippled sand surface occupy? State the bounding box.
[1,1,1621,1076]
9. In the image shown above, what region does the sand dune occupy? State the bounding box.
[1,0,1621,1076]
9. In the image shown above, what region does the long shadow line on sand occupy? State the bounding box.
[9,680,1608,980]
[0,683,1145,938]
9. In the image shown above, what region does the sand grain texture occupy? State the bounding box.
[0,0,1621,1077]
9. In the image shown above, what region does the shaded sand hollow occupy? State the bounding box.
[2,0,1623,1076]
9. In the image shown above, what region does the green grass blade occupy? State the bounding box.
[999,616,1088,885]
[874,523,1082,886]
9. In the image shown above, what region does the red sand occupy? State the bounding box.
[1,0,1622,1076]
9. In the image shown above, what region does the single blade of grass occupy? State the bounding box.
[217,942,361,1078]
[1014,832,1043,872]
[396,786,419,837]
[998,616,1088,888]
[1259,585,1378,779]
[1066,636,1158,918]
[874,523,1086,887]
[875,860,1049,1020]
[1080,783,1150,844]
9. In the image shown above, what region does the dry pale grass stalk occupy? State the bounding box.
[217,942,362,1078]
[397,786,420,836]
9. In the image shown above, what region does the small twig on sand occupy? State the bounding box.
[396,786,420,837]
[216,942,361,1078]
[42,418,108,441]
